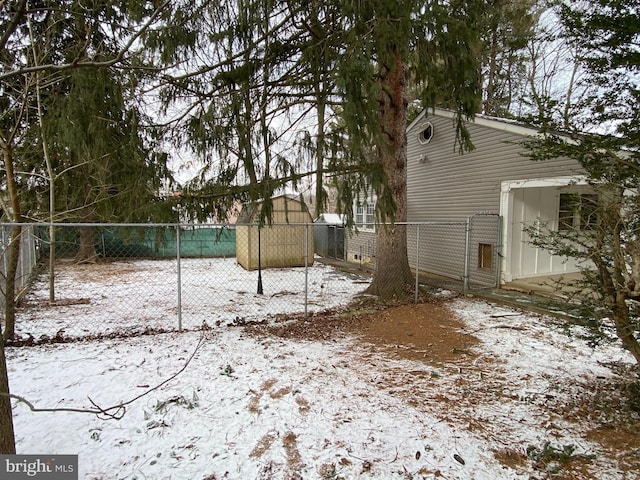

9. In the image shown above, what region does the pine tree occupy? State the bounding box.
[0,0,173,452]
[525,0,640,363]
[150,0,336,223]
[149,0,483,297]
[333,0,482,298]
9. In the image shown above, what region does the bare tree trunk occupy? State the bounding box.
[597,259,640,363]
[0,133,18,453]
[594,188,640,363]
[2,141,23,342]
[314,95,326,219]
[2,229,21,342]
[366,47,413,299]
[0,340,16,453]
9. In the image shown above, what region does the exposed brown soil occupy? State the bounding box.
[345,301,479,364]
[249,295,475,362]
[246,294,640,479]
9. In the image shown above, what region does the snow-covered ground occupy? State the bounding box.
[15,258,366,339]
[6,259,638,479]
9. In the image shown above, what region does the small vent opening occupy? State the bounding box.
[418,122,434,144]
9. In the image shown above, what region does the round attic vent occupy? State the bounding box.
[418,122,434,144]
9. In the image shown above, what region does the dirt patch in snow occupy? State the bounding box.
[346,301,479,364]
[246,295,640,478]
[247,295,476,365]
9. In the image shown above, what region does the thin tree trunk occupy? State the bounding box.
[3,229,21,342]
[314,94,326,219]
[595,188,640,363]
[612,293,640,363]
[597,259,640,363]
[366,47,413,299]
[0,340,16,453]
[0,134,18,453]
[2,141,22,342]
[29,14,56,302]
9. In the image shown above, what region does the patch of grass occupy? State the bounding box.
[526,442,595,474]
[337,308,378,319]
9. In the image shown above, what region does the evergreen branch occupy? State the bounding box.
[180,164,368,201]
[0,0,173,82]
[0,0,27,54]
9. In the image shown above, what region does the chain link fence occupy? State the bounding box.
[5,223,368,342]
[349,214,503,295]
[3,218,501,342]
[0,224,38,310]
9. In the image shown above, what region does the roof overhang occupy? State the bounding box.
[407,108,542,138]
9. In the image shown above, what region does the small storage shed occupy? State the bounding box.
[314,213,346,259]
[236,195,314,270]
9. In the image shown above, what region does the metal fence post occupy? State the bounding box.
[176,225,182,332]
[415,224,420,303]
[304,223,309,319]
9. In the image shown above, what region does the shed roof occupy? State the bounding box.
[237,194,312,224]
[315,213,346,225]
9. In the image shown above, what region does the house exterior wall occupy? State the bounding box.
[345,230,376,266]
[407,113,583,220]
[407,110,588,283]
[236,196,314,270]
[344,110,591,284]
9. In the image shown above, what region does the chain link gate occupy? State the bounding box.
[463,213,503,293]
[406,214,502,299]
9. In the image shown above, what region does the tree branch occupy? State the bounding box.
[0,0,27,54]
[4,333,205,421]
[0,0,173,82]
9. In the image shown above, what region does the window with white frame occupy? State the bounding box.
[558,193,598,231]
[355,198,376,231]
[366,202,375,229]
[355,204,364,228]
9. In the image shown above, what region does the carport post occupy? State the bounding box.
[463,216,472,295]
[496,215,503,288]
[176,225,182,332]
[414,224,420,304]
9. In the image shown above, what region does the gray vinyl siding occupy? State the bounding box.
[345,229,376,265]
[407,115,583,222]
[345,111,586,283]
[406,111,585,284]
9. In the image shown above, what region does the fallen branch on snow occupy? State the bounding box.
[4,332,206,420]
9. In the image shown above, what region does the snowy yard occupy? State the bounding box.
[6,260,640,479]
[14,258,366,340]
